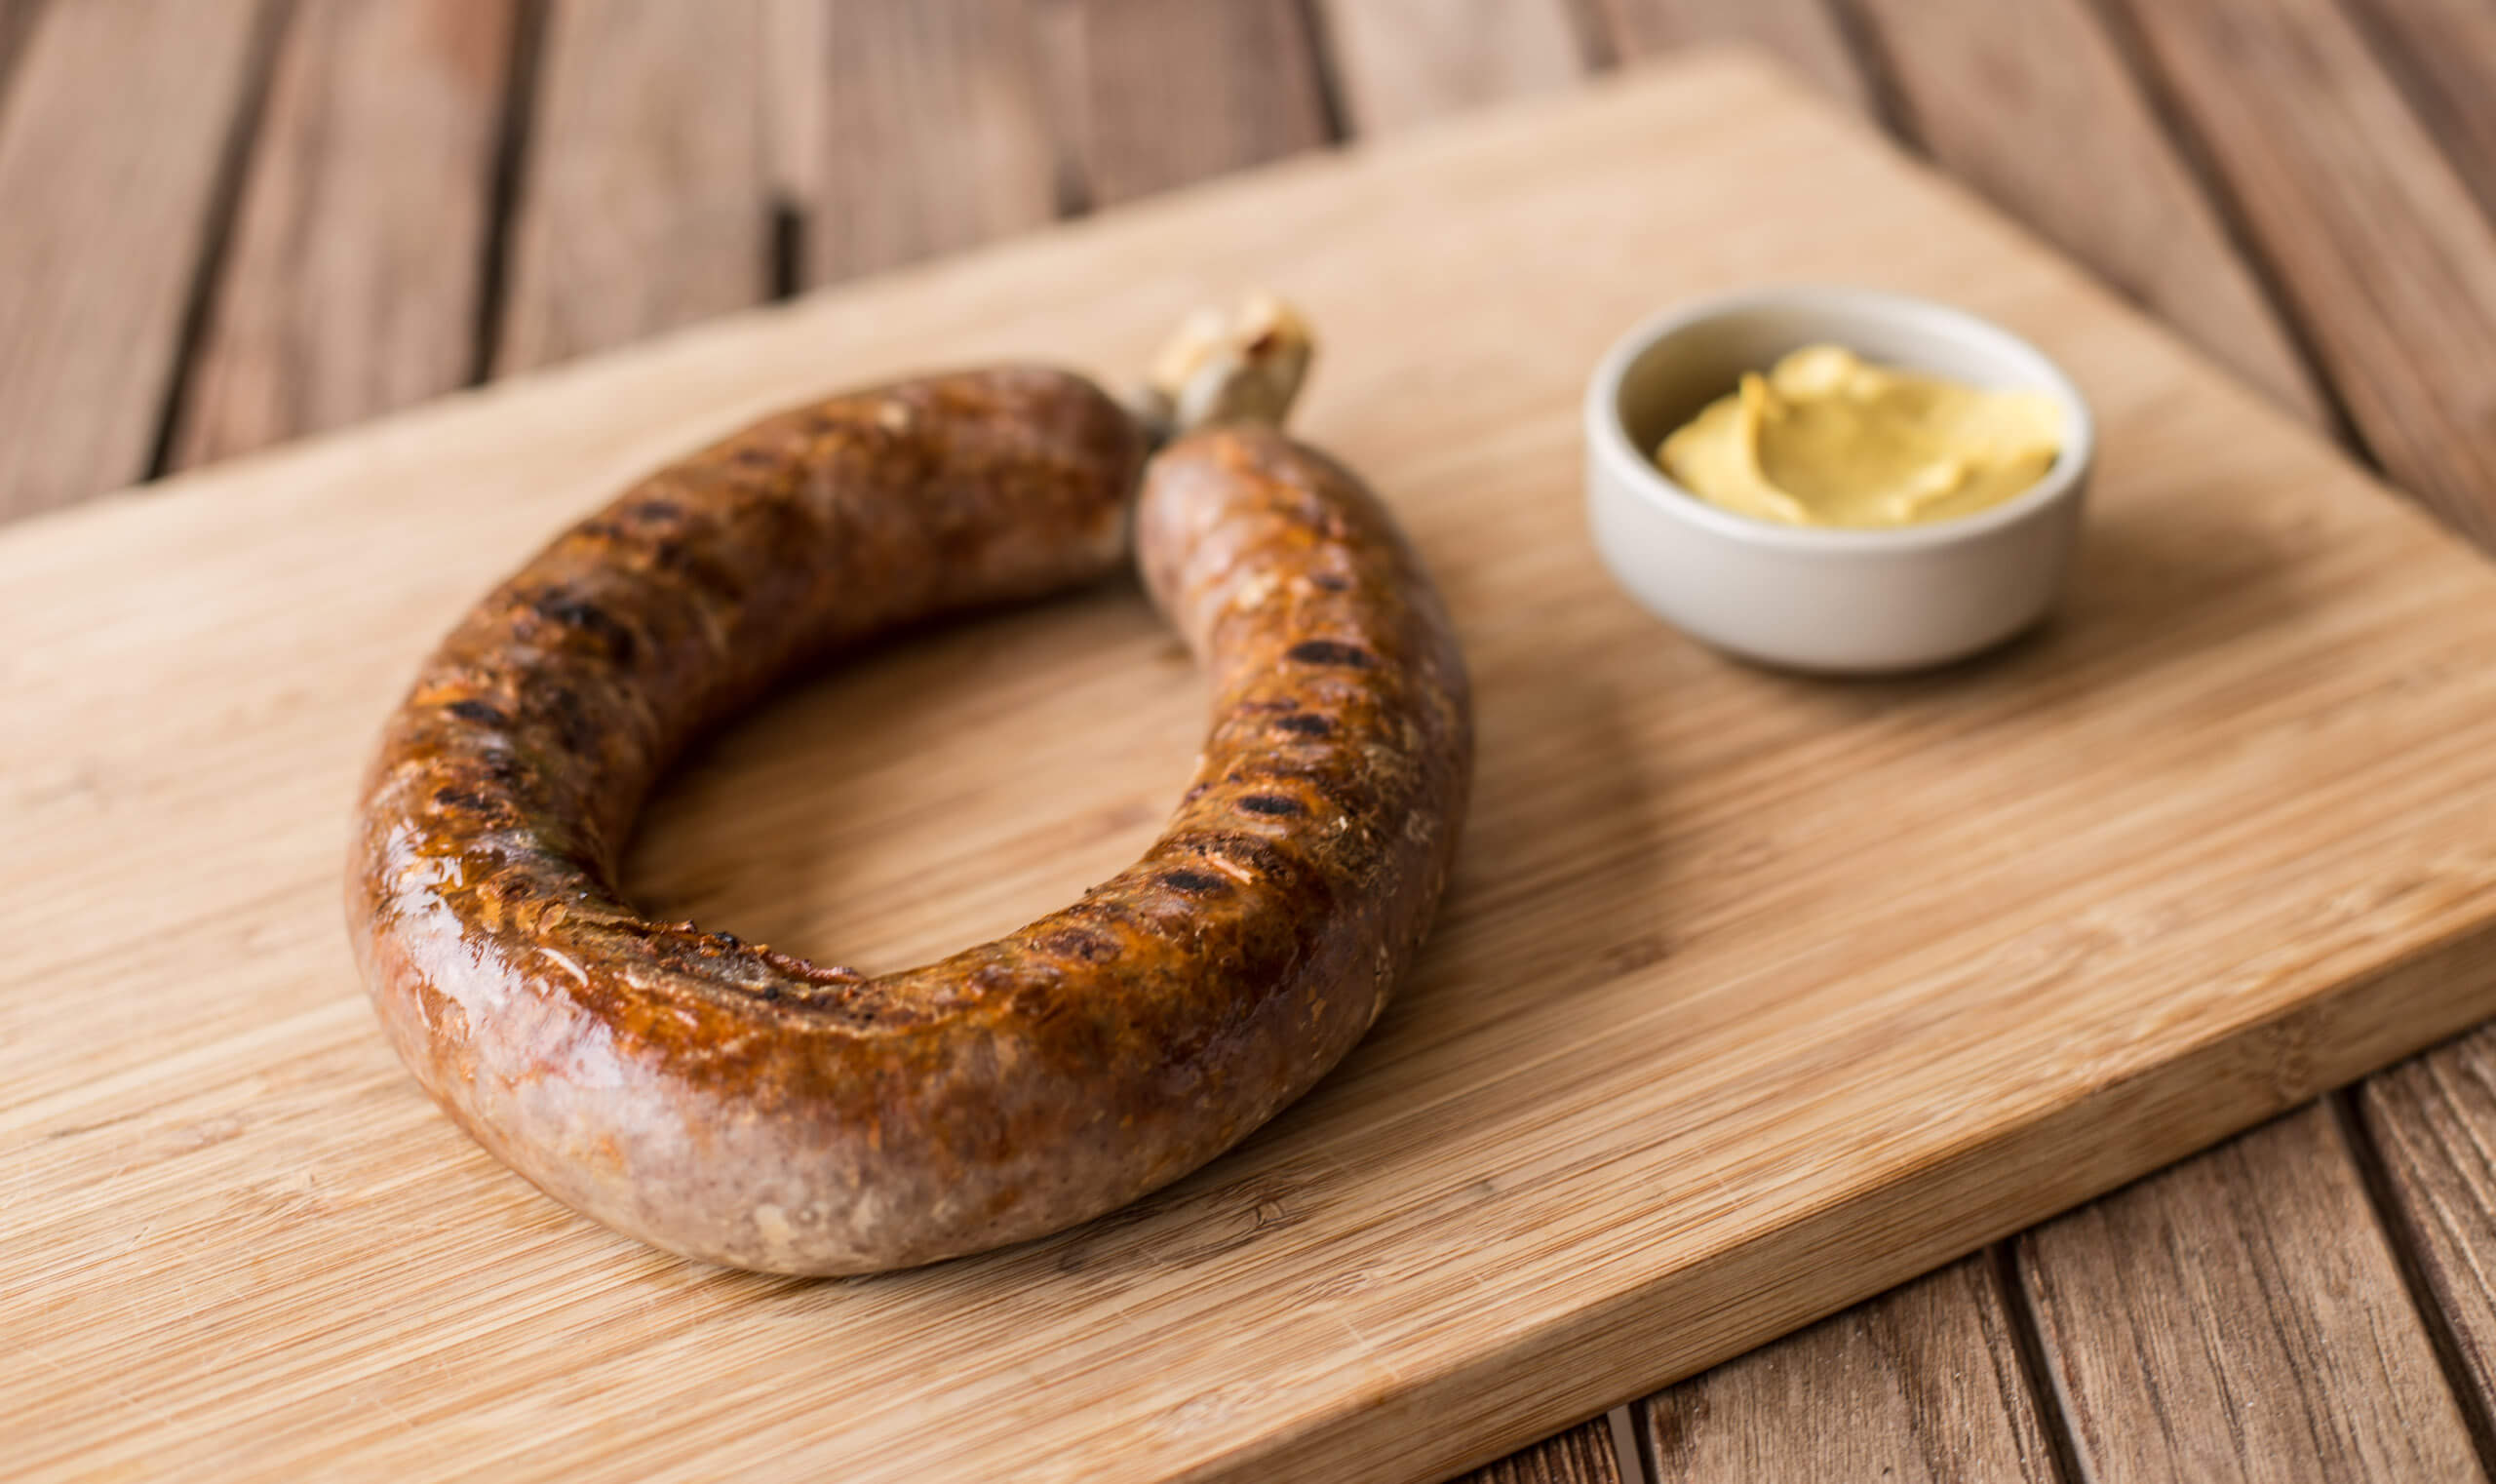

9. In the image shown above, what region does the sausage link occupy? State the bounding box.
[348,366,1470,1275]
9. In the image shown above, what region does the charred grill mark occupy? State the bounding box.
[1237,794,1303,817]
[1236,757,1387,824]
[536,683,603,759]
[647,537,751,609]
[1179,829,1296,883]
[430,784,523,831]
[473,745,526,787]
[1286,639,1372,669]
[446,698,508,726]
[1308,572,1349,592]
[1165,829,1337,935]
[1158,869,1230,896]
[527,589,641,666]
[1271,713,1333,737]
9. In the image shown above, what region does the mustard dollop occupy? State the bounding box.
[1657,345,2063,528]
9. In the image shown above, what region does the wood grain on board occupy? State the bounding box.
[492,0,770,374]
[1457,1419,1623,1484]
[1852,0,2324,423]
[2115,0,2496,550]
[794,0,1060,286]
[171,0,517,469]
[2361,1030,2496,1433]
[1315,0,1589,135]
[1588,0,1869,113]
[2016,1104,2486,1482]
[16,58,2496,1484]
[1057,0,1333,206]
[1638,1258,2062,1483]
[0,0,273,518]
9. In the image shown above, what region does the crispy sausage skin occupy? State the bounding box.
[347,366,1470,1275]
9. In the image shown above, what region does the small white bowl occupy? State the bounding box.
[1583,286,2095,673]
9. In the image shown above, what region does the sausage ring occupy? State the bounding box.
[347,303,1472,1274]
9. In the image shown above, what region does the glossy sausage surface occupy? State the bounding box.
[348,367,1471,1274]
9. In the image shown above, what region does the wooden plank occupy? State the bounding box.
[1852,0,2325,424]
[2349,0,2496,222]
[2014,1105,2484,1481]
[0,0,273,519]
[168,0,517,469]
[2360,1030,2496,1430]
[1315,0,1589,136]
[491,0,770,375]
[19,55,2496,1484]
[1458,1420,1623,1484]
[1058,0,1332,207]
[1638,1257,2060,1483]
[795,0,1059,286]
[2114,0,2496,550]
[1589,0,1868,114]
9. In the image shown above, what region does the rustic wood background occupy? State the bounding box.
[5,1,2496,1480]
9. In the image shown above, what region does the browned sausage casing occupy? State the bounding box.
[347,366,1471,1274]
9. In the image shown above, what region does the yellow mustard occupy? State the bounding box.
[1657,345,2063,528]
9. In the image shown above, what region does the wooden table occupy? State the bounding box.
[8,2,2496,1479]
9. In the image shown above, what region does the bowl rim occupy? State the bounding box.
[1583,284,2097,553]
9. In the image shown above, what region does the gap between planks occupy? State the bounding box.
[166,0,525,470]
[0,0,283,518]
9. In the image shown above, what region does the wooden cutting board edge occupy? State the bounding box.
[1254,916,2496,1484]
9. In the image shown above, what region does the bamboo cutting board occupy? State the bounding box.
[13,51,2496,1484]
